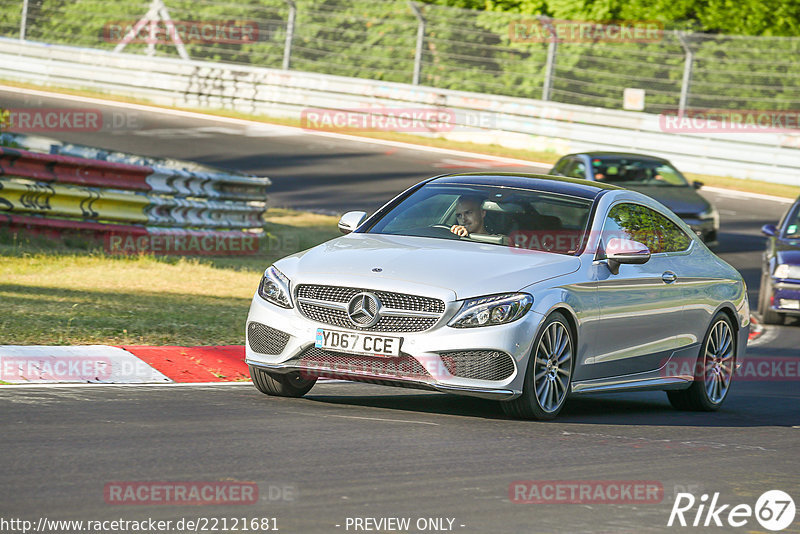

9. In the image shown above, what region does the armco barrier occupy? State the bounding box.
[0,138,270,254]
[0,38,798,185]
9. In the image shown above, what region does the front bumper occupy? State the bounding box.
[768,280,800,316]
[244,294,542,400]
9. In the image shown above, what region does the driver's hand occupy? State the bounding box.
[450,225,469,237]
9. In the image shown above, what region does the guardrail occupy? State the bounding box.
[0,38,798,186]
[0,135,271,255]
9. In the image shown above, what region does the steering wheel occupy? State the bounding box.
[428,224,463,239]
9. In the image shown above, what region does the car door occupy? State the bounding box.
[577,202,685,381]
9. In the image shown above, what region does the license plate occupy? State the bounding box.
[314,328,401,357]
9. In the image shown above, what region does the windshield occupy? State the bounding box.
[591,158,689,186]
[365,183,594,255]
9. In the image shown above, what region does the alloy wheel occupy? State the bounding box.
[533,321,573,412]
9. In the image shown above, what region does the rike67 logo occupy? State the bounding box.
[668,490,795,531]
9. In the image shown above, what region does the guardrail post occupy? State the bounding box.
[282,0,297,70]
[677,32,694,116]
[409,2,426,85]
[19,0,29,41]
[540,16,557,101]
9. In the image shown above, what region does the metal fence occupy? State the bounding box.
[1,0,798,115]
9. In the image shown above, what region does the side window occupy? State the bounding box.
[603,203,658,252]
[603,203,691,255]
[648,209,692,253]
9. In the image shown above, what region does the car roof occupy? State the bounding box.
[428,172,621,200]
[565,152,672,164]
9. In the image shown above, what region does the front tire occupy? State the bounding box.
[667,312,735,411]
[502,312,574,420]
[250,366,316,397]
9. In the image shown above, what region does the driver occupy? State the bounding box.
[450,195,488,237]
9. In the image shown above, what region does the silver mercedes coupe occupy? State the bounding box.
[245,173,749,420]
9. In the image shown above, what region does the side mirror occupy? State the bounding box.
[605,238,651,275]
[338,211,367,234]
[692,181,704,190]
[761,224,778,237]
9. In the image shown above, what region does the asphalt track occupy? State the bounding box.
[0,88,798,533]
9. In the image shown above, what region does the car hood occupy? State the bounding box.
[623,185,711,217]
[276,233,581,300]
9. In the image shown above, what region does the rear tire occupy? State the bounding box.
[758,273,784,325]
[250,366,316,397]
[667,312,735,411]
[502,312,574,420]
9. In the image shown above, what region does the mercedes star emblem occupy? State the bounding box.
[347,292,381,328]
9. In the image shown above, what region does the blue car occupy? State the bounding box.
[759,196,800,324]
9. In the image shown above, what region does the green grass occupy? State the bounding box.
[3,79,798,200]
[683,173,799,200]
[0,209,340,346]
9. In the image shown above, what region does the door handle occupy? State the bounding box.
[662,271,677,284]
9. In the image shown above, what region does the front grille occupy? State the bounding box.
[288,346,431,381]
[439,350,515,381]
[298,303,438,332]
[297,285,444,313]
[296,284,445,333]
[247,322,290,355]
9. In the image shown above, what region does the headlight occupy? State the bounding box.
[258,266,293,308]
[774,264,800,280]
[449,293,533,328]
[698,207,719,226]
